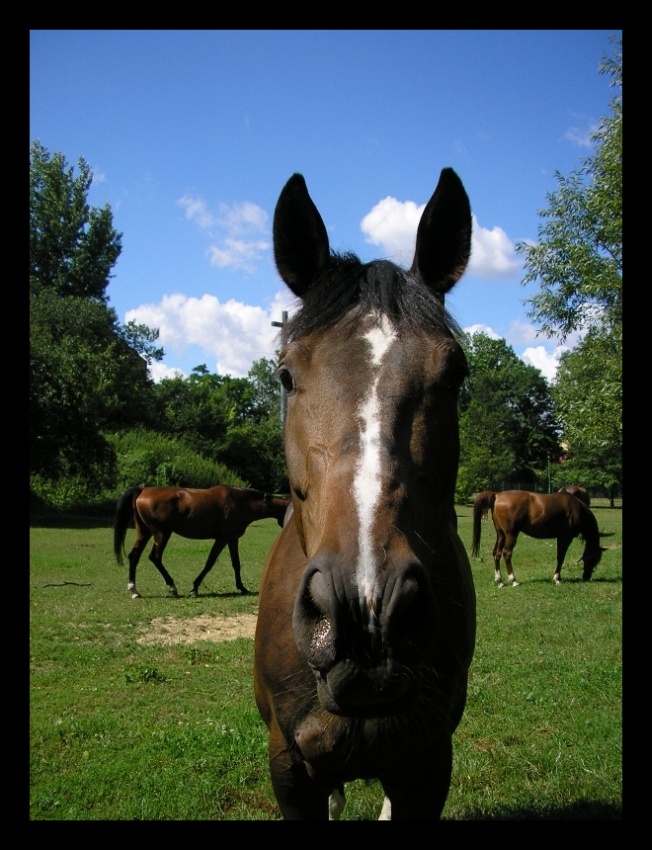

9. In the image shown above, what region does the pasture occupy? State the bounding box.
[29,500,622,820]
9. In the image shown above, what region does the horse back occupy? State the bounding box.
[135,486,230,539]
[497,491,583,539]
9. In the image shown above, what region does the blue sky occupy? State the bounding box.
[30,29,620,382]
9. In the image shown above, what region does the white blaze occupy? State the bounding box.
[353,314,396,604]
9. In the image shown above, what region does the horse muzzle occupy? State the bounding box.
[292,550,440,716]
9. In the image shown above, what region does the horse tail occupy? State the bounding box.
[113,487,142,565]
[471,491,497,557]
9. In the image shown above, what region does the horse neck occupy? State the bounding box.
[580,510,600,550]
[264,497,287,523]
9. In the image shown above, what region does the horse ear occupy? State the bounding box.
[273,174,331,298]
[410,167,472,299]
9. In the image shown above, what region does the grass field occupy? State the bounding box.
[29,499,622,820]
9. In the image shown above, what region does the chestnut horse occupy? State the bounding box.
[254,169,476,820]
[113,485,289,598]
[558,484,591,507]
[471,490,604,586]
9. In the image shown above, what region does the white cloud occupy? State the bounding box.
[360,196,423,263]
[464,323,500,340]
[208,238,269,273]
[360,199,520,280]
[520,345,561,382]
[465,321,575,383]
[90,168,107,185]
[177,195,217,229]
[507,317,547,345]
[126,289,297,380]
[468,214,521,279]
[177,195,270,274]
[149,361,186,382]
[563,116,599,149]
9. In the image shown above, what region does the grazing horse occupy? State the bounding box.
[254,169,476,820]
[113,485,289,598]
[471,490,604,586]
[558,484,591,507]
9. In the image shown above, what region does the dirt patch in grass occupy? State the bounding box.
[137,613,258,646]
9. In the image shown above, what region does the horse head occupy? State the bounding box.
[274,169,473,716]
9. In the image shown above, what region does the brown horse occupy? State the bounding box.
[254,169,476,820]
[558,484,591,507]
[471,490,604,586]
[113,485,289,598]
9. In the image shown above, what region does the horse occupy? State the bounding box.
[471,490,605,587]
[113,485,289,599]
[253,168,477,820]
[558,484,591,507]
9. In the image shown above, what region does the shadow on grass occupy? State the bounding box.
[30,512,114,530]
[452,800,621,820]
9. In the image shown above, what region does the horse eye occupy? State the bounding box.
[278,367,295,393]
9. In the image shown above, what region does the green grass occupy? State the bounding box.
[30,501,622,820]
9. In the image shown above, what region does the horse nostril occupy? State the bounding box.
[293,565,338,669]
[311,617,333,658]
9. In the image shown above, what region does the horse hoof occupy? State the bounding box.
[497,582,505,588]
[131,592,141,599]
[189,590,199,598]
[511,581,520,587]
[239,587,250,595]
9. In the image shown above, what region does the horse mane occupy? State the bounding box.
[282,252,463,344]
[578,503,600,543]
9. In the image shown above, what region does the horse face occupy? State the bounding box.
[280,310,467,715]
[582,546,605,580]
[272,168,472,719]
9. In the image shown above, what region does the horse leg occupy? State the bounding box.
[493,530,506,587]
[502,533,520,587]
[378,796,392,820]
[267,722,330,819]
[328,785,388,821]
[148,531,179,597]
[553,536,573,585]
[380,735,453,819]
[127,524,151,599]
[228,538,249,594]
[189,539,225,597]
[328,786,346,820]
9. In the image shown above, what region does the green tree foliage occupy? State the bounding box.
[106,429,249,492]
[456,333,561,501]
[516,38,621,340]
[30,141,162,495]
[551,326,622,496]
[30,140,122,302]
[515,37,621,492]
[151,358,287,492]
[30,293,120,487]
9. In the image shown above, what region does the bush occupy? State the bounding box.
[30,428,250,514]
[106,428,250,492]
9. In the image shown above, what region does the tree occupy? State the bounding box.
[30,293,121,486]
[152,359,287,492]
[30,141,162,497]
[515,37,622,494]
[551,325,622,498]
[457,333,561,501]
[516,37,621,341]
[30,140,122,302]
[248,356,282,419]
